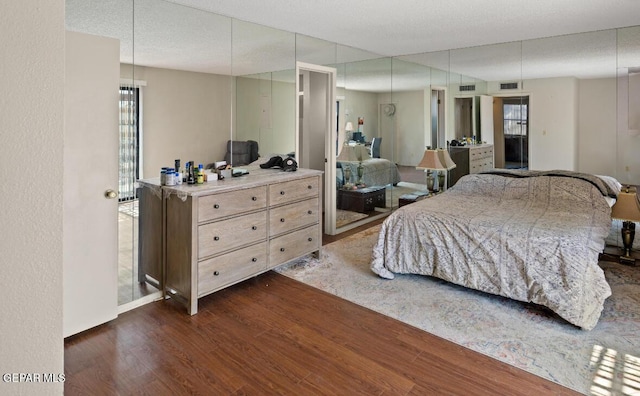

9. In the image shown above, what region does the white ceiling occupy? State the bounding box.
[167,0,640,57]
[65,0,640,87]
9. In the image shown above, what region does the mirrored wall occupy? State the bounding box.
[66,0,640,307]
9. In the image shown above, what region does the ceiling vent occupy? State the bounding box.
[500,82,519,90]
[459,84,475,92]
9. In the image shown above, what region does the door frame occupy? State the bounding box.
[295,61,337,235]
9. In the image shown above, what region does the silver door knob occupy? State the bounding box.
[104,190,118,199]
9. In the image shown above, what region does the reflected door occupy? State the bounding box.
[502,97,529,169]
[296,62,337,235]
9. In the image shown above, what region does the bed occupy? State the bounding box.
[370,170,619,330]
[337,158,401,187]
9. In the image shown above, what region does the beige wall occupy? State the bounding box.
[526,77,579,171]
[121,65,232,176]
[342,89,379,141]
[0,1,64,394]
[383,90,426,166]
[578,78,617,177]
[235,76,296,156]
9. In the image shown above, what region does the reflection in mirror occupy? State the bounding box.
[294,34,338,233]
[454,42,522,172]
[235,71,296,158]
[232,20,296,166]
[522,30,616,173]
[617,26,640,185]
[67,0,236,307]
[398,50,450,150]
[335,56,418,232]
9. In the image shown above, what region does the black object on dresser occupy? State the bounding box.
[337,186,386,213]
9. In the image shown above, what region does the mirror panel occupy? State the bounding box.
[132,1,232,176]
[522,30,616,172]
[334,56,399,231]
[397,50,450,150]
[617,26,640,185]
[233,20,296,164]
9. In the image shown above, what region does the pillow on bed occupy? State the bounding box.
[595,175,622,196]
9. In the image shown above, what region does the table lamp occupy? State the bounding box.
[345,122,354,144]
[337,144,369,186]
[416,149,456,192]
[611,185,640,264]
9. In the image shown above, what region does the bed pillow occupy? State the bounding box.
[595,175,622,196]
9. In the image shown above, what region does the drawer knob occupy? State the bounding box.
[251,196,257,201]
[307,185,312,189]
[213,204,220,209]
[308,237,313,242]
[213,271,220,276]
[214,236,220,241]
[280,247,285,252]
[252,225,257,230]
[307,210,312,215]
[280,218,285,222]
[280,191,285,195]
[252,257,257,262]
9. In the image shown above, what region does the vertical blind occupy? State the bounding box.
[119,86,139,202]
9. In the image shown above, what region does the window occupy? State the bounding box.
[503,97,528,136]
[119,86,140,202]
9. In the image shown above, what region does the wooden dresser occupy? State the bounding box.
[139,168,322,314]
[449,144,494,186]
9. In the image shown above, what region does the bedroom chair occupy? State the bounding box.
[370,137,382,158]
[223,140,259,166]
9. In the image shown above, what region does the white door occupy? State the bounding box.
[63,31,120,337]
[480,95,495,145]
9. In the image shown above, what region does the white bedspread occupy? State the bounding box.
[371,171,615,330]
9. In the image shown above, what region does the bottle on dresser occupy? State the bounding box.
[187,161,195,184]
[174,159,182,185]
[197,164,204,184]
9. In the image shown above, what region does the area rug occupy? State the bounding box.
[336,209,368,228]
[276,224,640,395]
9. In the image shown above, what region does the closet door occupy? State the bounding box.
[63,31,119,337]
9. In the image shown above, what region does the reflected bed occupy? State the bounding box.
[338,158,401,188]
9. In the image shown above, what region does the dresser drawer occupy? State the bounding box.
[269,224,320,268]
[269,177,319,206]
[198,242,267,296]
[199,186,267,222]
[198,211,267,258]
[269,198,319,236]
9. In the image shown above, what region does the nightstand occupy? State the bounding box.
[610,185,640,265]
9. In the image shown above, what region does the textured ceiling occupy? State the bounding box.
[167,0,640,56]
[65,0,640,88]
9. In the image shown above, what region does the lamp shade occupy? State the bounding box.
[611,186,640,221]
[337,144,369,162]
[437,149,457,170]
[416,149,456,170]
[345,122,354,132]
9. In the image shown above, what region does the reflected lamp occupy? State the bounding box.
[337,144,369,186]
[345,122,354,144]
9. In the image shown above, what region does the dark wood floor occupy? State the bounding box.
[65,271,579,395]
